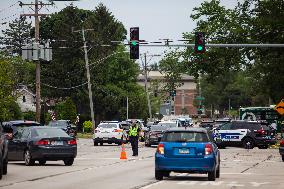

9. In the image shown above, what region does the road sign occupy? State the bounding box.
[275,100,284,115]
[196,96,205,100]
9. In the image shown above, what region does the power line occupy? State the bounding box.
[41,82,88,90]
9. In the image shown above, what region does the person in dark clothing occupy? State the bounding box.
[129,121,141,156]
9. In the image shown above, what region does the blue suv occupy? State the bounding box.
[155,127,220,181]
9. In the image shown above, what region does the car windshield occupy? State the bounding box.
[162,131,209,142]
[33,128,69,138]
[98,123,117,129]
[48,121,69,128]
[151,125,170,131]
[157,122,176,127]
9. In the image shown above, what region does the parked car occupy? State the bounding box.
[145,125,175,147]
[200,121,215,130]
[213,120,276,149]
[48,120,77,137]
[155,127,220,181]
[93,121,125,146]
[8,126,77,166]
[0,122,9,179]
[2,120,40,135]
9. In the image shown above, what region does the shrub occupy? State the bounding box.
[83,120,93,133]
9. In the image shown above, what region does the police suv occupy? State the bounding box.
[213,120,276,149]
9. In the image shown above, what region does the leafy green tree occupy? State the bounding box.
[0,54,22,121]
[0,17,32,55]
[55,97,77,122]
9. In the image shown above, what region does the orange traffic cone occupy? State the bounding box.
[120,143,127,160]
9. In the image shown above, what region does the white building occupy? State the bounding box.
[15,85,36,112]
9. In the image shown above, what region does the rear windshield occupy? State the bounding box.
[151,125,170,131]
[33,128,69,138]
[162,131,209,142]
[157,122,176,127]
[98,123,118,128]
[48,121,69,128]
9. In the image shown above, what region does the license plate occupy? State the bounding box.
[179,149,189,154]
[51,141,63,145]
[103,138,108,140]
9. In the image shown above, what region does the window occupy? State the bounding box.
[219,123,232,130]
[23,96,26,103]
[162,131,209,142]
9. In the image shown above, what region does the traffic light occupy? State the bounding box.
[170,90,176,97]
[194,32,205,53]
[130,27,139,59]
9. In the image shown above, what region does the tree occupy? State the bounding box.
[0,54,22,121]
[0,17,32,55]
[55,97,77,122]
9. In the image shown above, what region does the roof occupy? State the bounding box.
[3,120,40,126]
[166,127,208,133]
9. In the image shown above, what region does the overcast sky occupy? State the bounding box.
[0,0,240,64]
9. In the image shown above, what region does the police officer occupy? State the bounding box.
[129,121,140,156]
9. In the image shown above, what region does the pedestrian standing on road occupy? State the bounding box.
[129,121,141,156]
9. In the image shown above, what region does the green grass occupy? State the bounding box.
[77,132,93,139]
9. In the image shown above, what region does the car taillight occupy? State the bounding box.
[255,129,266,135]
[205,144,213,155]
[157,143,164,155]
[36,140,50,145]
[280,140,284,146]
[68,139,77,145]
[114,129,123,132]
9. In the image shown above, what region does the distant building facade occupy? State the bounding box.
[137,71,197,116]
[15,85,36,112]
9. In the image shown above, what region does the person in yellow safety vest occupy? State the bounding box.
[129,121,141,156]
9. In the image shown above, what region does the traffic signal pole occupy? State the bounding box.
[143,53,152,121]
[138,44,284,48]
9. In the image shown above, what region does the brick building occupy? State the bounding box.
[137,71,197,116]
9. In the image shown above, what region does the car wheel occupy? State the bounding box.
[64,158,74,166]
[258,145,268,149]
[282,155,284,162]
[3,157,8,175]
[208,168,216,181]
[24,150,35,166]
[243,138,254,149]
[216,165,220,178]
[94,142,98,146]
[39,160,46,165]
[164,171,170,177]
[155,170,163,180]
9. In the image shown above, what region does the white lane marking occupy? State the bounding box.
[200,181,224,186]
[250,182,270,187]
[141,181,164,189]
[227,181,244,187]
[221,172,254,175]
[177,181,200,185]
[233,159,243,162]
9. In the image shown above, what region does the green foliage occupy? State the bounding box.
[23,111,36,121]
[0,55,22,121]
[55,97,77,122]
[0,17,32,55]
[83,120,93,133]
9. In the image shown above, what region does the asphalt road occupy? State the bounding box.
[1,139,283,189]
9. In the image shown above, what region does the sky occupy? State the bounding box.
[0,0,240,64]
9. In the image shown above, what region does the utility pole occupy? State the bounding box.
[73,28,95,128]
[20,0,52,122]
[143,53,152,121]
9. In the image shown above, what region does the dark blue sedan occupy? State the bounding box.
[155,127,220,181]
[8,126,77,166]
